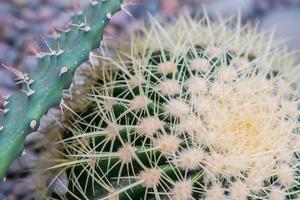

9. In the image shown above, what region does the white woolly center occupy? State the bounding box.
[185,76,208,94]
[276,163,295,187]
[117,144,135,164]
[234,57,249,69]
[177,148,204,170]
[139,168,161,188]
[206,46,222,58]
[165,99,190,118]
[281,101,298,118]
[216,67,238,82]
[157,61,177,74]
[268,187,286,200]
[229,181,249,200]
[105,123,119,140]
[190,58,210,72]
[129,95,151,111]
[154,134,181,154]
[206,184,225,200]
[176,116,203,137]
[128,74,145,88]
[172,180,193,200]
[138,117,162,136]
[156,79,180,96]
[246,171,266,193]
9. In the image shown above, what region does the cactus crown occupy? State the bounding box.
[39,15,300,199]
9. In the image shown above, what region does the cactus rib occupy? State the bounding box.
[0,0,122,181]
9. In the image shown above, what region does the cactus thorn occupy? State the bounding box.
[30,120,37,129]
[55,27,71,33]
[55,49,64,56]
[69,16,91,32]
[99,40,109,56]
[69,22,85,29]
[106,12,112,19]
[36,53,46,59]
[89,52,96,69]
[42,37,55,55]
[82,15,91,32]
[0,127,3,131]
[1,108,9,114]
[89,0,98,6]
[28,42,42,57]
[25,89,35,96]
[55,40,63,55]
[121,4,133,18]
[59,99,65,115]
[49,25,59,39]
[28,79,34,84]
[0,62,29,82]
[3,101,8,107]
[22,150,26,156]
[59,66,68,77]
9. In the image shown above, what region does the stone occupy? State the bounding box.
[25,132,44,147]
[22,56,37,73]
[7,153,38,175]
[0,180,14,194]
[0,44,18,66]
[0,191,5,200]
[12,178,36,197]
[0,70,14,89]
[47,172,69,196]
[0,86,14,98]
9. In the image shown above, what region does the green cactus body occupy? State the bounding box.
[38,16,300,199]
[0,0,123,180]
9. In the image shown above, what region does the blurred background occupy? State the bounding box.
[0,0,300,199]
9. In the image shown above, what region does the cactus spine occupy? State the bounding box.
[38,16,300,199]
[0,0,123,181]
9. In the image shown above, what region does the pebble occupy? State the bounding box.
[0,180,14,194]
[22,56,37,73]
[12,178,36,197]
[0,191,5,200]
[0,44,18,66]
[0,86,14,98]
[47,172,69,196]
[0,2,14,16]
[0,70,14,89]
[7,153,38,176]
[24,132,44,147]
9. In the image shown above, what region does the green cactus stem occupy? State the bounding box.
[0,0,123,181]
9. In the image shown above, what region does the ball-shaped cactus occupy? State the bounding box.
[37,15,300,200]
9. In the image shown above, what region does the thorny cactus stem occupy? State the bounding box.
[38,16,300,199]
[0,0,123,181]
